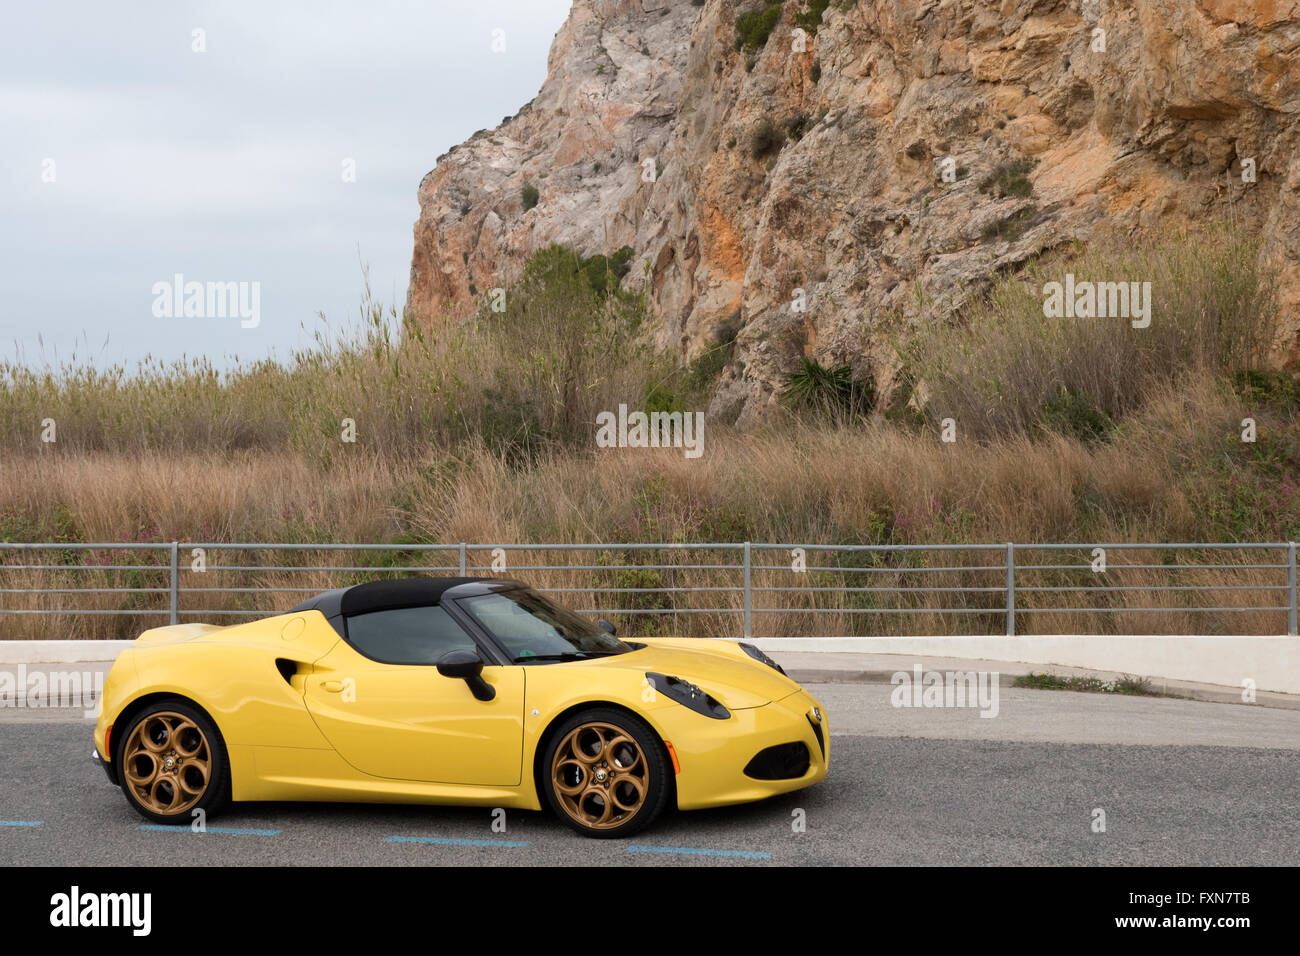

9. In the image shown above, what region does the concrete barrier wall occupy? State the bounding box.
[2,635,1296,694]
[0,640,133,663]
[751,636,1299,695]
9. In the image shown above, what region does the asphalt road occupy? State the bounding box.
[2,684,1297,866]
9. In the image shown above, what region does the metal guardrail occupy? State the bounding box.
[0,541,1297,638]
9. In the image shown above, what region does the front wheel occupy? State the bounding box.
[542,708,671,838]
[117,698,230,825]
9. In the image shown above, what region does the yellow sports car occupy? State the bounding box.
[93,577,829,837]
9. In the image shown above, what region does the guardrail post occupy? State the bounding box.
[458,543,467,576]
[743,542,752,640]
[169,541,180,626]
[1005,542,1016,637]
[1288,542,1297,636]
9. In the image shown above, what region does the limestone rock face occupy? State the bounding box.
[408,0,1300,425]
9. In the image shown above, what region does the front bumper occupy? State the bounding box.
[661,687,830,811]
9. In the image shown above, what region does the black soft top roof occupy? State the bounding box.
[339,576,499,615]
[288,577,519,632]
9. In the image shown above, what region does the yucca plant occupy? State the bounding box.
[781,356,874,420]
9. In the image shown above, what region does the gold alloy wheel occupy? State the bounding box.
[122,711,212,816]
[551,721,649,830]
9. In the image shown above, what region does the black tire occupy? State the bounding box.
[541,707,671,839]
[116,698,231,826]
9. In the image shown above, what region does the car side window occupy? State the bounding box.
[344,604,478,665]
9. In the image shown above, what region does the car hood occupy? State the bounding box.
[581,641,798,710]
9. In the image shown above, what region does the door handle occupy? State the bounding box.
[320,680,347,693]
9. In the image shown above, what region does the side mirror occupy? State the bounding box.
[436,650,495,702]
[598,618,617,636]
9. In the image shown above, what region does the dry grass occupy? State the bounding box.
[2,371,1295,638]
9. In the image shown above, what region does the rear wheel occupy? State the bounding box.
[542,708,670,838]
[117,699,230,825]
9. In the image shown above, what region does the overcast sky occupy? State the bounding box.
[0,0,572,371]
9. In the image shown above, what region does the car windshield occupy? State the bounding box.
[458,588,631,662]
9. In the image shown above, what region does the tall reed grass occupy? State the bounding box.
[904,225,1277,441]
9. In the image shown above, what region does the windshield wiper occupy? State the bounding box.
[512,651,620,663]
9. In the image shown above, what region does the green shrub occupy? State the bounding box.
[1233,368,1300,407]
[607,566,669,634]
[469,245,663,454]
[689,342,735,392]
[735,3,784,52]
[644,384,689,415]
[1039,386,1114,444]
[784,113,810,142]
[520,182,540,211]
[979,160,1034,199]
[578,253,614,295]
[781,356,874,419]
[1013,673,1159,696]
[795,0,831,33]
[750,116,786,158]
[577,246,635,296]
[609,245,635,280]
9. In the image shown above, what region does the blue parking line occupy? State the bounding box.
[384,835,530,848]
[626,845,771,860]
[138,824,281,836]
[0,821,42,828]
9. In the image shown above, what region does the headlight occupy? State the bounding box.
[738,642,787,676]
[645,672,730,720]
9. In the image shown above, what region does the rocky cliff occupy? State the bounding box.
[407,0,1300,425]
